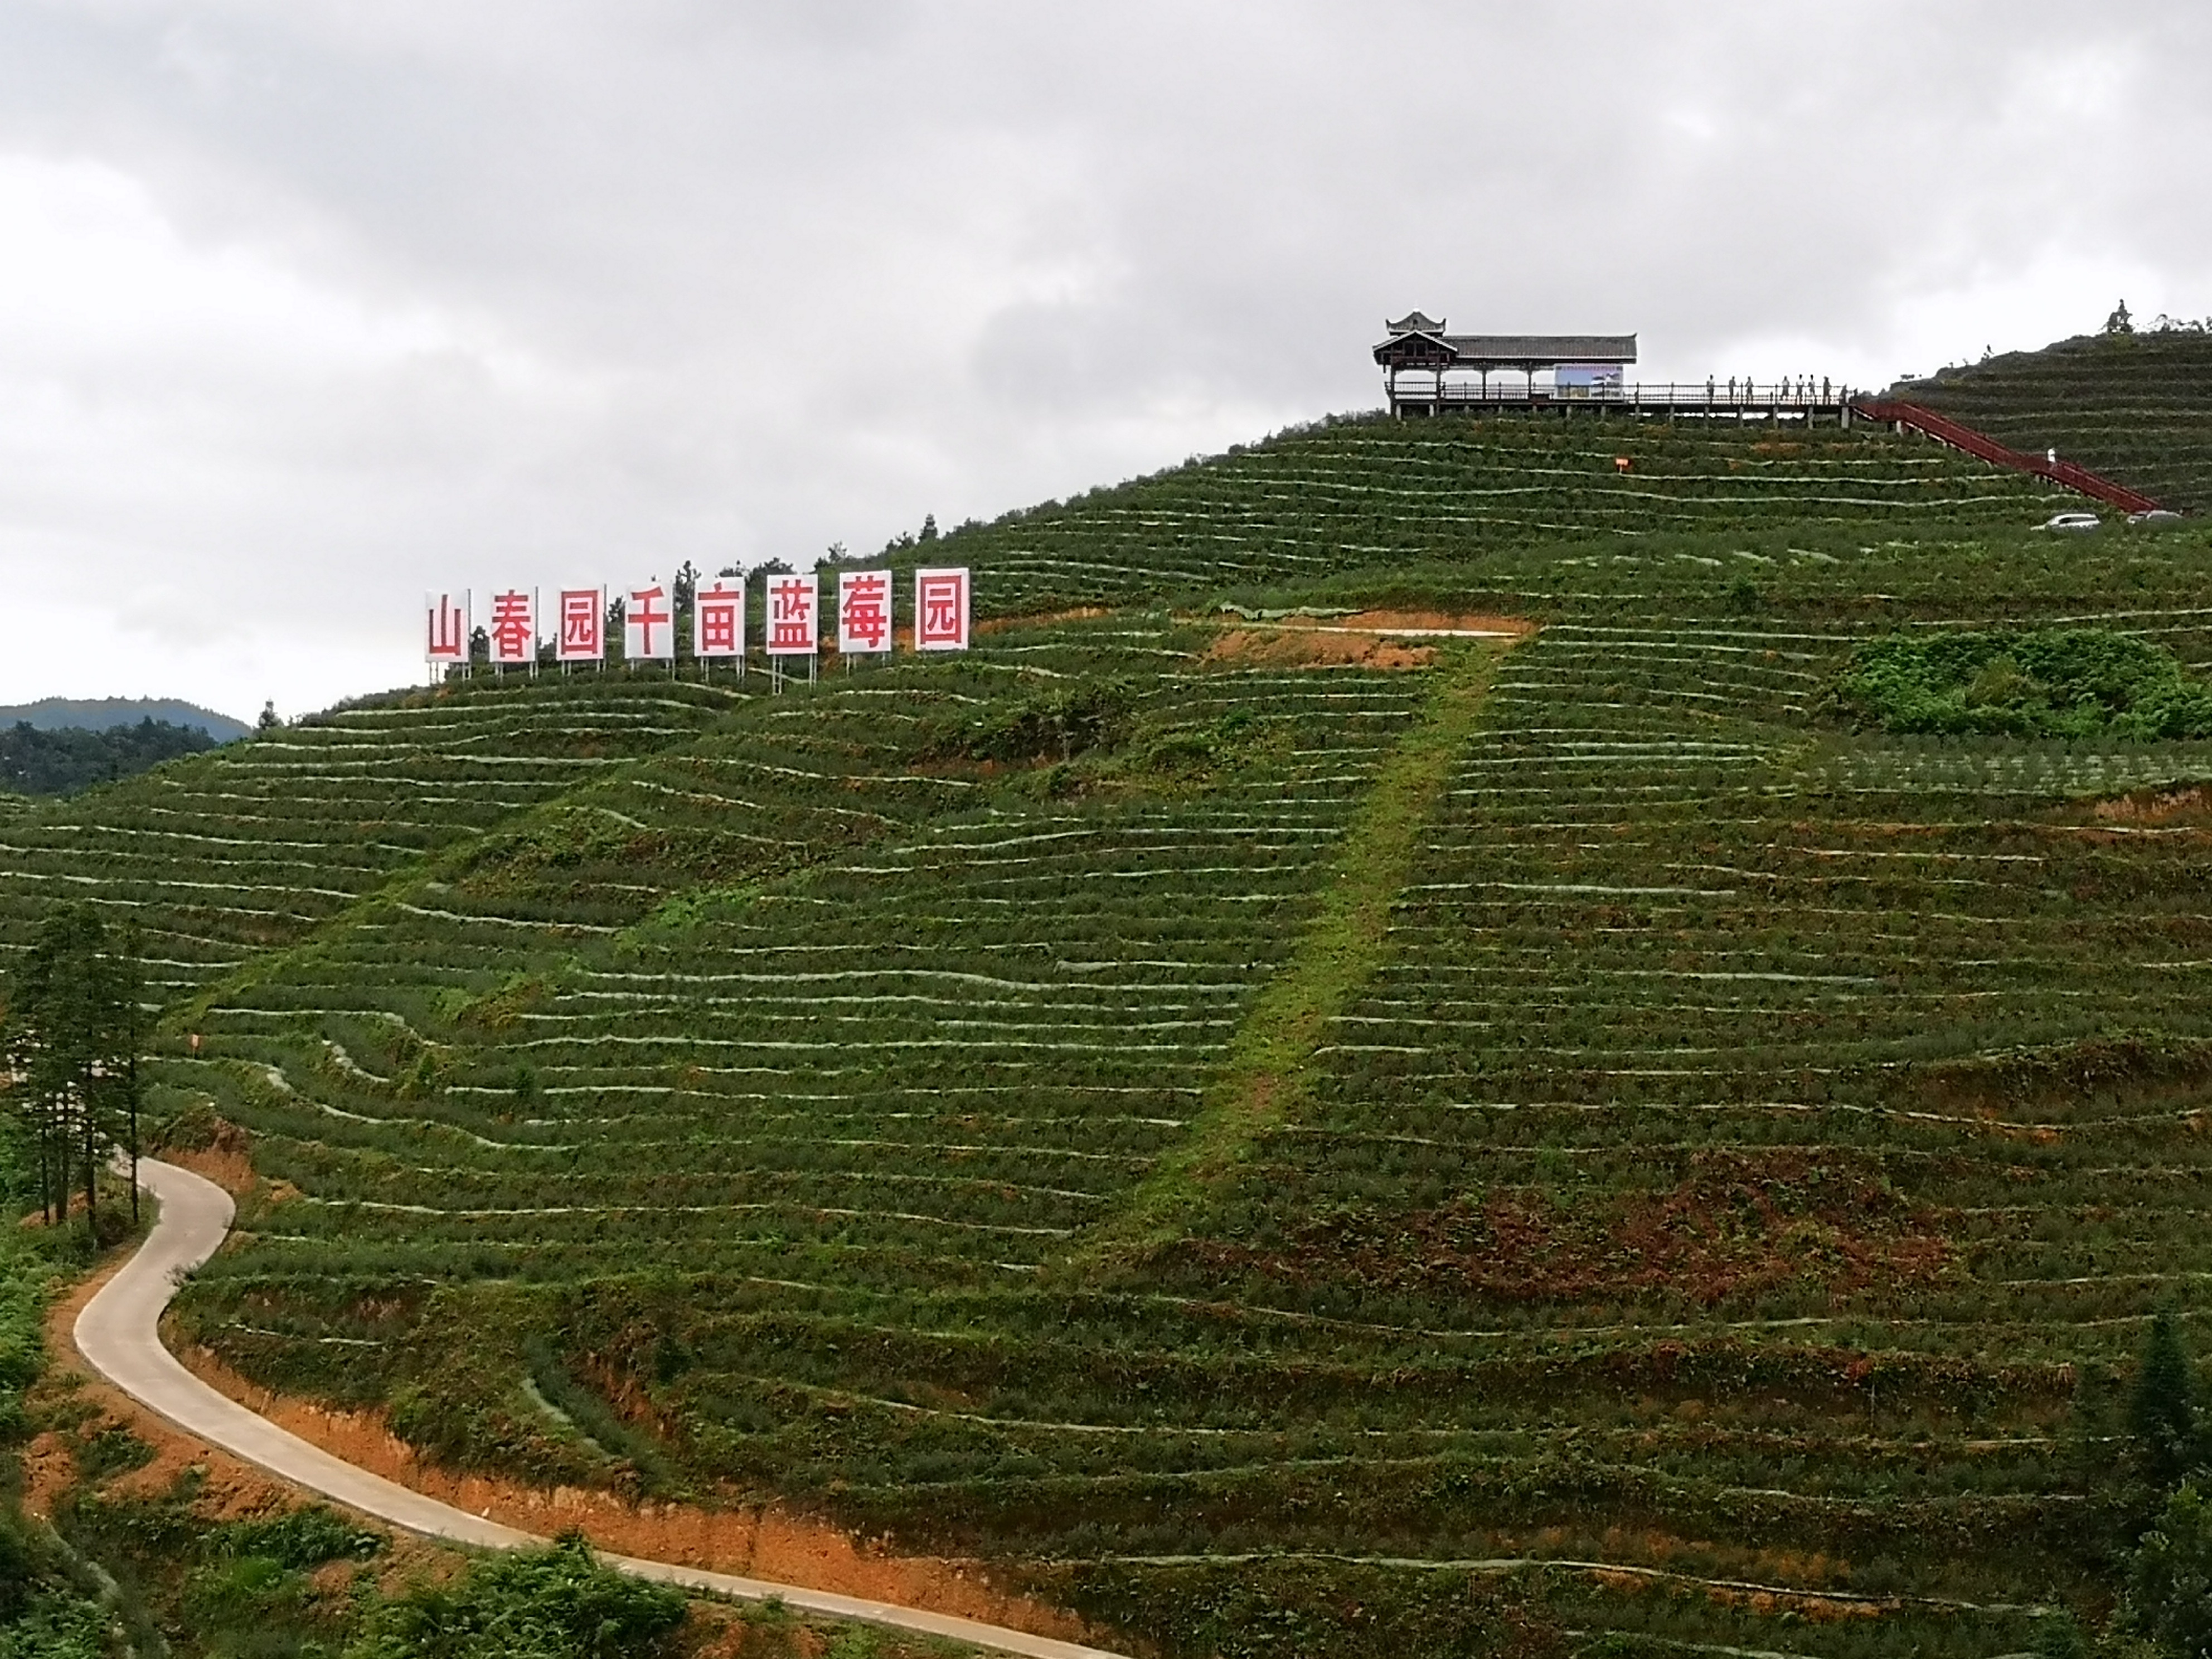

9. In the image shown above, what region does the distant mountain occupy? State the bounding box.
[0,697,251,742]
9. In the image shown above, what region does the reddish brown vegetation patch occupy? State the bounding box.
[2094,782,2212,824]
[976,606,1115,636]
[1912,1033,2212,1122]
[1209,1149,1956,1307]
[1204,629,1437,670]
[1289,608,1534,638]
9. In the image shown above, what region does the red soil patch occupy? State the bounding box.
[158,1114,259,1197]
[163,1343,1090,1645]
[163,1142,258,1197]
[1204,629,1437,670]
[1203,609,1534,670]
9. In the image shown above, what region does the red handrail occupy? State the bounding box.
[1849,398,2163,515]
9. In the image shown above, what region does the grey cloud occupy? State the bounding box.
[0,1,2204,715]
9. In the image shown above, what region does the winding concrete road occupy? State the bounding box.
[75,1158,1128,1659]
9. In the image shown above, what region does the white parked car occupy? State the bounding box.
[2129,509,2183,525]
[2037,512,2102,532]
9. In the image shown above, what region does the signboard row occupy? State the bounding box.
[425,567,971,666]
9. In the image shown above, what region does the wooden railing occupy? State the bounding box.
[1390,380,1854,410]
[1849,398,2164,515]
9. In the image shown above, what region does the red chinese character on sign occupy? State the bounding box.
[767,574,817,654]
[694,581,742,657]
[558,588,602,661]
[914,567,969,651]
[838,570,891,653]
[425,592,468,663]
[488,590,534,664]
[627,583,672,660]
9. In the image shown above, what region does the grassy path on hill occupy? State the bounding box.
[1070,638,1518,1267]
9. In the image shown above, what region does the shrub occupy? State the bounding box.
[2126,1483,2212,1658]
[1837,627,2212,739]
[341,1533,686,1659]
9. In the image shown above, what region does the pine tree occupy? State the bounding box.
[2132,1304,2203,1493]
[3,904,144,1236]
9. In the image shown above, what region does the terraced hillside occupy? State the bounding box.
[0,678,739,994]
[12,412,2212,1658]
[928,409,2072,612]
[1896,327,2212,513]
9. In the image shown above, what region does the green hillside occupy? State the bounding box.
[14,412,2212,1657]
[1895,326,2212,513]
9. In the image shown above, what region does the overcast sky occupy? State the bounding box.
[2,2,2206,720]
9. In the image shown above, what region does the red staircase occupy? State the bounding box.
[1850,397,2164,516]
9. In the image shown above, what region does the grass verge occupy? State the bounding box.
[1066,637,1519,1267]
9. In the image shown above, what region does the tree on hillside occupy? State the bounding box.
[2,905,144,1232]
[2133,1305,2205,1496]
[2124,1483,2212,1658]
[0,717,217,797]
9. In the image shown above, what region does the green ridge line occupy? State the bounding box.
[1070,637,1519,1263]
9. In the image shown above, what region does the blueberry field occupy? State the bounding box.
[7,400,2212,1658]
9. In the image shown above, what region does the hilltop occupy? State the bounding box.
[9,409,2212,1657]
[1894,323,2212,513]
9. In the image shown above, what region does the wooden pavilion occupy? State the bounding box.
[1374,312,1639,414]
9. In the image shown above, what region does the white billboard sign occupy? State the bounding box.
[693,578,744,659]
[487,589,536,666]
[556,586,605,663]
[914,567,971,651]
[624,580,675,662]
[765,571,819,657]
[837,569,893,654]
[426,590,470,664]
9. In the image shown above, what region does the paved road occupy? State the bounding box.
[76,1158,1129,1659]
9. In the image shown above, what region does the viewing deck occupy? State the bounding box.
[1386,379,1859,423]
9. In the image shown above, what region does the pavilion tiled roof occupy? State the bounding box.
[1439,334,1637,365]
[1374,325,1638,368]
